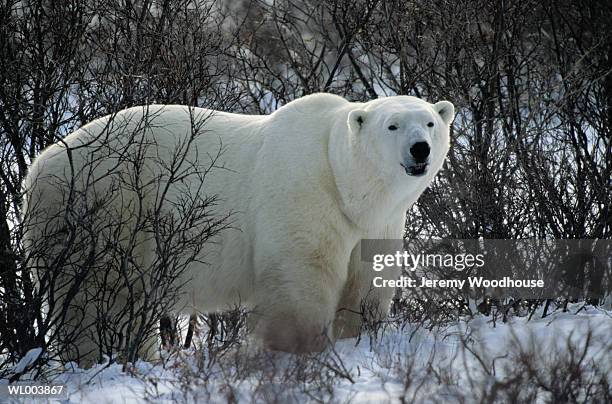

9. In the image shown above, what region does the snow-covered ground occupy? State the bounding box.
[4,303,611,403]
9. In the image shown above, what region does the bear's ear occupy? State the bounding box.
[433,101,455,125]
[347,109,367,134]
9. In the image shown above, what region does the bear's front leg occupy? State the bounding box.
[251,261,346,353]
[334,246,397,339]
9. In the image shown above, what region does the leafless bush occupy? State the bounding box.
[0,0,241,377]
[1,0,611,383]
[365,317,612,403]
[138,304,611,402]
[8,107,231,378]
[445,326,612,403]
[141,304,360,403]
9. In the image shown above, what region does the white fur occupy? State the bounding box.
[23,93,454,357]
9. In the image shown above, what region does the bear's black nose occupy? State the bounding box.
[410,142,430,163]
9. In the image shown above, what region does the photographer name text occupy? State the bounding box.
[372,276,544,289]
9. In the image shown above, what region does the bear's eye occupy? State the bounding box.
[427,122,434,127]
[388,125,398,131]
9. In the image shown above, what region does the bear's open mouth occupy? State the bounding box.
[401,162,428,176]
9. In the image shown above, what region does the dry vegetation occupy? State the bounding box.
[0,0,610,395]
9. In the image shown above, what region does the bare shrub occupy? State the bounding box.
[11,106,231,376]
[366,316,612,403]
[1,0,238,378]
[1,0,611,386]
[143,305,358,403]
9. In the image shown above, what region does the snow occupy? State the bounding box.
[10,348,43,375]
[4,304,611,403]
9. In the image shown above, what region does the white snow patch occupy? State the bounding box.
[3,304,611,403]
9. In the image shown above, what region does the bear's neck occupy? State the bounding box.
[328,125,412,234]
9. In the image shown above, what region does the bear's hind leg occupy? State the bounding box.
[57,293,103,368]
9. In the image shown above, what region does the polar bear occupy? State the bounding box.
[23,93,454,363]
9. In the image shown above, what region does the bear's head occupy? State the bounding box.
[347,96,454,185]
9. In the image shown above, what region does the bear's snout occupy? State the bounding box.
[409,141,430,163]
